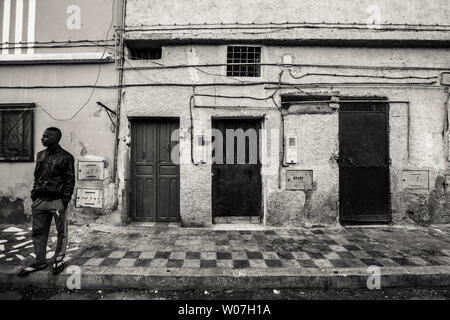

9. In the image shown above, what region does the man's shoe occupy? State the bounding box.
[17,263,47,277]
[52,257,66,275]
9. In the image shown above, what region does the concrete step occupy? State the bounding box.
[2,265,450,290]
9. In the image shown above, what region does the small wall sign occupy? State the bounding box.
[286,170,313,191]
[78,161,104,181]
[76,189,103,208]
[402,170,429,190]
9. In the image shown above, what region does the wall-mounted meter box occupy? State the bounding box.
[440,72,450,86]
[282,54,293,66]
[78,161,104,181]
[286,136,297,164]
[76,189,103,208]
[194,135,207,164]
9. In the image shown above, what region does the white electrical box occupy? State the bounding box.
[441,72,450,86]
[402,170,429,190]
[282,54,293,65]
[194,135,207,164]
[286,136,297,164]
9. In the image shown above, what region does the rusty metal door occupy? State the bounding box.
[212,119,262,219]
[339,102,390,223]
[131,119,180,222]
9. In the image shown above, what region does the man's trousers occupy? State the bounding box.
[31,199,68,264]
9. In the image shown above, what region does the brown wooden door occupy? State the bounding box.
[131,119,180,222]
[339,102,390,224]
[212,119,262,219]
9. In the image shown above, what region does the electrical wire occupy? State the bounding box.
[39,63,102,121]
[125,59,439,82]
[287,69,438,80]
[443,88,450,137]
[123,59,194,92]
[192,66,247,83]
[239,24,450,34]
[38,0,116,121]
[189,70,290,184]
[124,52,248,84]
[187,70,322,178]
[121,62,450,72]
[0,39,115,45]
[193,69,284,102]
[0,85,118,90]
[0,80,438,91]
[0,105,100,112]
[125,21,450,28]
[189,88,198,166]
[0,44,115,50]
[122,24,450,33]
[271,96,288,189]
[189,71,285,167]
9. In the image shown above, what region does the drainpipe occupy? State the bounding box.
[444,88,450,162]
[111,0,126,207]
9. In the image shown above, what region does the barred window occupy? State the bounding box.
[227,46,261,77]
[0,104,34,161]
[129,47,162,60]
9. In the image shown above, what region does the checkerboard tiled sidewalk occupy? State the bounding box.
[2,224,450,272]
[57,225,450,271]
[0,225,80,265]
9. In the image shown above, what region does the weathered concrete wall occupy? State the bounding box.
[0,63,118,224]
[0,195,27,224]
[269,111,339,227]
[119,41,450,227]
[127,0,450,25]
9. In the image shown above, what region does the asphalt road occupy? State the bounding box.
[1,286,449,300]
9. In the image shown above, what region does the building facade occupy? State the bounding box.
[1,0,450,229]
[0,0,123,224]
[119,0,450,228]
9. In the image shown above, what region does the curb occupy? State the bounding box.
[1,265,450,290]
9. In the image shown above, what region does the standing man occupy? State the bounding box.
[18,127,75,276]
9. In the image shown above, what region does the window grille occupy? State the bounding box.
[129,47,162,60]
[0,104,34,161]
[226,46,261,77]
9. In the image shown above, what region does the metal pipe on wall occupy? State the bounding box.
[111,0,126,188]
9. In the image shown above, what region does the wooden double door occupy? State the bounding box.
[131,119,180,222]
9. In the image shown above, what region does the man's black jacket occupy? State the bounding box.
[31,145,75,207]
